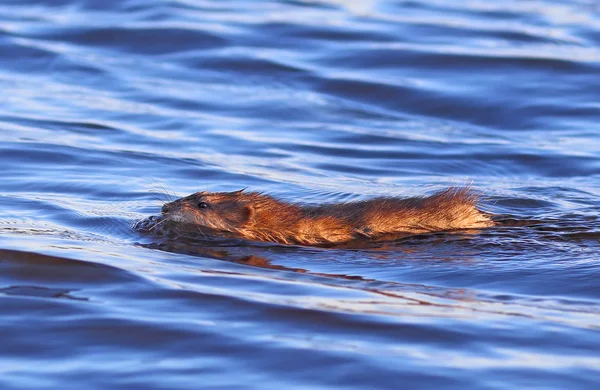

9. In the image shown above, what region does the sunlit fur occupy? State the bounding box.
[161,188,494,245]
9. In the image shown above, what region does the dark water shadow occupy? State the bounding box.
[0,248,144,302]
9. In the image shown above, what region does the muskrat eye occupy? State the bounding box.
[197,202,208,209]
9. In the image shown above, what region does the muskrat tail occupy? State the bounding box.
[428,187,495,229]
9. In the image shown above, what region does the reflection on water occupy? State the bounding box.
[1,0,600,389]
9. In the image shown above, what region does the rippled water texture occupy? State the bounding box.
[1,0,600,389]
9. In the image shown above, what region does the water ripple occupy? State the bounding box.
[1,0,600,388]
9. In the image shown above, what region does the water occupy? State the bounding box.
[1,0,600,388]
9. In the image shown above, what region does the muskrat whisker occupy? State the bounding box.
[197,226,207,239]
[158,188,173,203]
[158,182,177,203]
[191,215,208,239]
[149,178,177,203]
[148,218,167,232]
[150,194,168,204]
[148,187,170,203]
[160,193,171,203]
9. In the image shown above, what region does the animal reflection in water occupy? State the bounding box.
[134,186,496,280]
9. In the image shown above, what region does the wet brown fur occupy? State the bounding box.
[161,188,494,245]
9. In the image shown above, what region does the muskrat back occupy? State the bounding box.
[159,188,494,246]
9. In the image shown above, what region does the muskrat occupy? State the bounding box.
[158,188,494,246]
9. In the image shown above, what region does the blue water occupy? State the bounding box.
[1,0,600,388]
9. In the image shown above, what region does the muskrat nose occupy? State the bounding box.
[161,203,171,213]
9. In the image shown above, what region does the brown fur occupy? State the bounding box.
[161,188,494,245]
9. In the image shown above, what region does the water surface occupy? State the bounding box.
[1,0,600,389]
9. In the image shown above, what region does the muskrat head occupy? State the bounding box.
[161,190,253,233]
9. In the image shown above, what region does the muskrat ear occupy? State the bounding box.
[240,205,255,225]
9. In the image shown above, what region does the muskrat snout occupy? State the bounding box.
[162,203,172,213]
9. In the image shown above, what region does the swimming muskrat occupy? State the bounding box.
[158,188,494,245]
